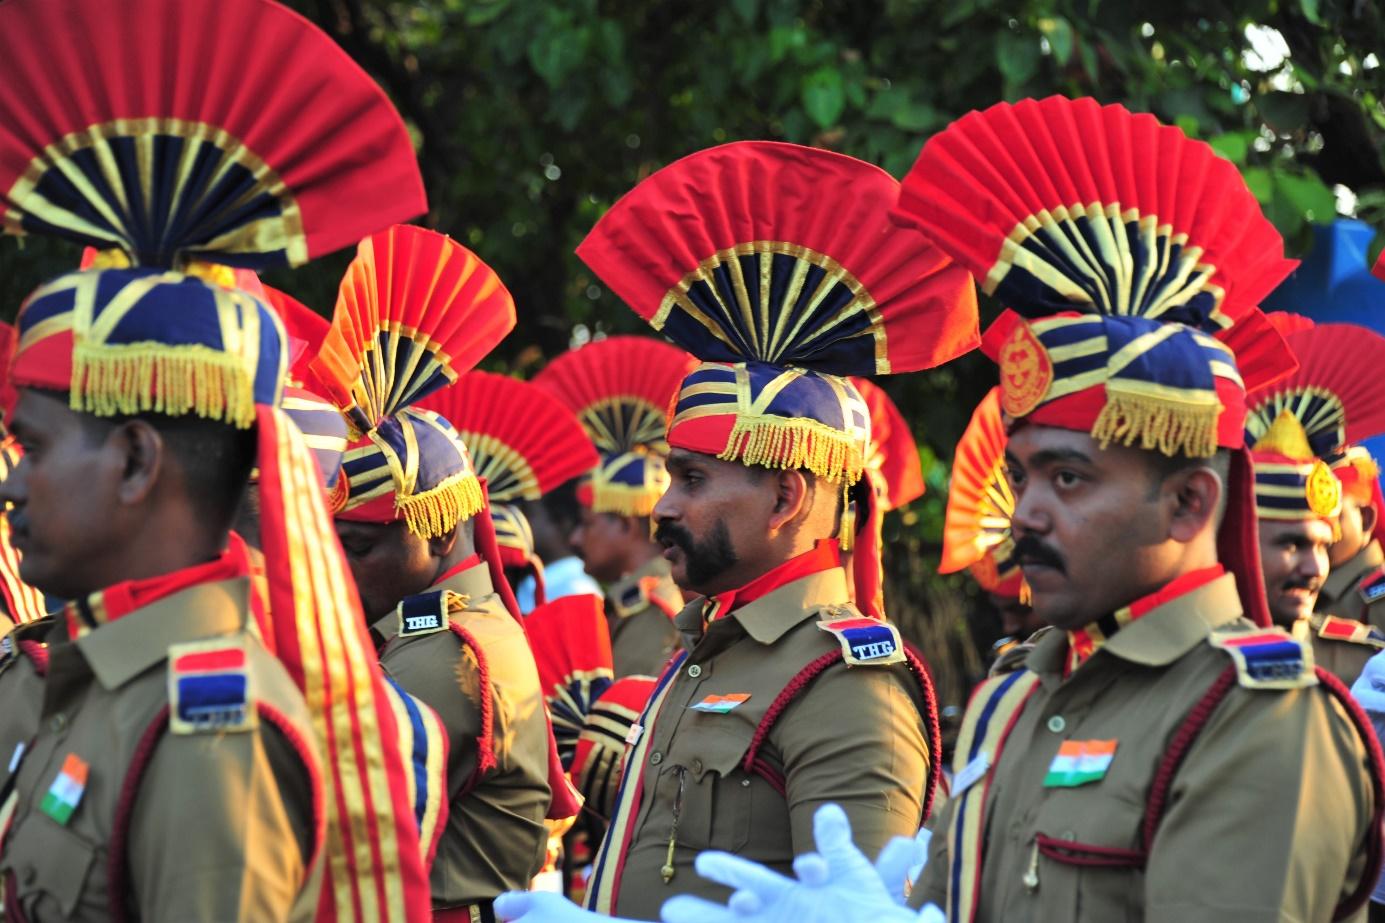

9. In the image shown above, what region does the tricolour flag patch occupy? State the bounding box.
[1042,739,1116,788]
[40,753,88,825]
[168,638,256,735]
[817,617,906,666]
[690,693,751,714]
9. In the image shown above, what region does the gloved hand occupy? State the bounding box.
[659,803,940,923]
[494,890,645,923]
[1351,650,1385,744]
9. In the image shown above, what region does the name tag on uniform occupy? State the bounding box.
[398,591,450,637]
[817,617,906,666]
[953,752,991,795]
[1043,739,1117,788]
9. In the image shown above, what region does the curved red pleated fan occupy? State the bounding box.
[310,225,516,427]
[852,378,923,510]
[418,371,598,503]
[1248,322,1385,452]
[894,97,1296,336]
[939,388,1014,576]
[577,141,979,377]
[532,336,698,454]
[0,0,425,269]
[261,284,328,383]
[1375,250,1385,284]
[524,593,615,767]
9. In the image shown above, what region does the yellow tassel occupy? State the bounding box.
[69,342,257,429]
[1091,391,1220,459]
[590,482,663,518]
[397,472,486,539]
[720,414,865,485]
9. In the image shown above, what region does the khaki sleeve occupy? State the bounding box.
[128,720,317,922]
[387,634,482,800]
[771,662,930,861]
[1144,683,1374,923]
[906,791,955,910]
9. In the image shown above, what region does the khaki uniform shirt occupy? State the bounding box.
[1319,539,1385,631]
[912,574,1375,922]
[1296,613,1384,687]
[373,562,551,906]
[606,557,682,679]
[608,567,931,920]
[0,579,322,923]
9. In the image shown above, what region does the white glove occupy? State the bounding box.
[659,803,941,923]
[494,891,645,923]
[1350,651,1385,905]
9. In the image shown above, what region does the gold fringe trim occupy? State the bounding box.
[838,500,857,552]
[590,482,662,518]
[396,472,486,539]
[70,341,257,429]
[720,415,865,485]
[1091,392,1220,459]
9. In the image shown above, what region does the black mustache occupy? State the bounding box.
[1280,577,1320,592]
[1013,534,1066,573]
[653,521,693,552]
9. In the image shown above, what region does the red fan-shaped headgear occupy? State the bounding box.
[419,371,598,504]
[0,0,425,268]
[533,336,698,455]
[853,378,924,510]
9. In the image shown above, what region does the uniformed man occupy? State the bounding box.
[1322,445,1385,628]
[572,140,977,919]
[312,224,580,921]
[1243,319,1385,684]
[435,368,613,765]
[536,335,697,678]
[894,95,1383,921]
[0,0,444,918]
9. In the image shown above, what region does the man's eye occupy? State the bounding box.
[1054,470,1081,488]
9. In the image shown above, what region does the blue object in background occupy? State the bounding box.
[1264,217,1385,476]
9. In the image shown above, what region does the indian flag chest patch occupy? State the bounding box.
[40,753,89,825]
[1043,739,1117,788]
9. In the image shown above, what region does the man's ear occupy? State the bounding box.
[1362,502,1379,538]
[767,469,810,532]
[114,419,165,506]
[1167,466,1221,543]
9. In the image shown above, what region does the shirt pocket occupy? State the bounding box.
[1031,787,1146,922]
[665,723,754,853]
[6,810,100,918]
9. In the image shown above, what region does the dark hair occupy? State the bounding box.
[82,412,256,530]
[539,477,583,536]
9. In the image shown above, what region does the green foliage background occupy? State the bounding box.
[4,0,1385,709]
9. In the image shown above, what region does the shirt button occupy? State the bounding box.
[687,664,702,678]
[650,751,664,765]
[691,758,704,774]
[1046,715,1066,733]
[49,713,67,734]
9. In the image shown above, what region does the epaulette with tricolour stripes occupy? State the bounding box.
[1207,624,1317,689]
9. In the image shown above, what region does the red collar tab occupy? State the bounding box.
[435,554,483,586]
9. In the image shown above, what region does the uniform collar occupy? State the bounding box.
[608,555,675,618]
[674,566,851,646]
[1028,571,1243,678]
[72,577,250,691]
[1322,538,1384,602]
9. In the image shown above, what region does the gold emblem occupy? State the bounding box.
[1305,459,1343,519]
[998,321,1053,417]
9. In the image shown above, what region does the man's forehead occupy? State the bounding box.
[1261,518,1334,544]
[12,387,82,433]
[1006,425,1100,461]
